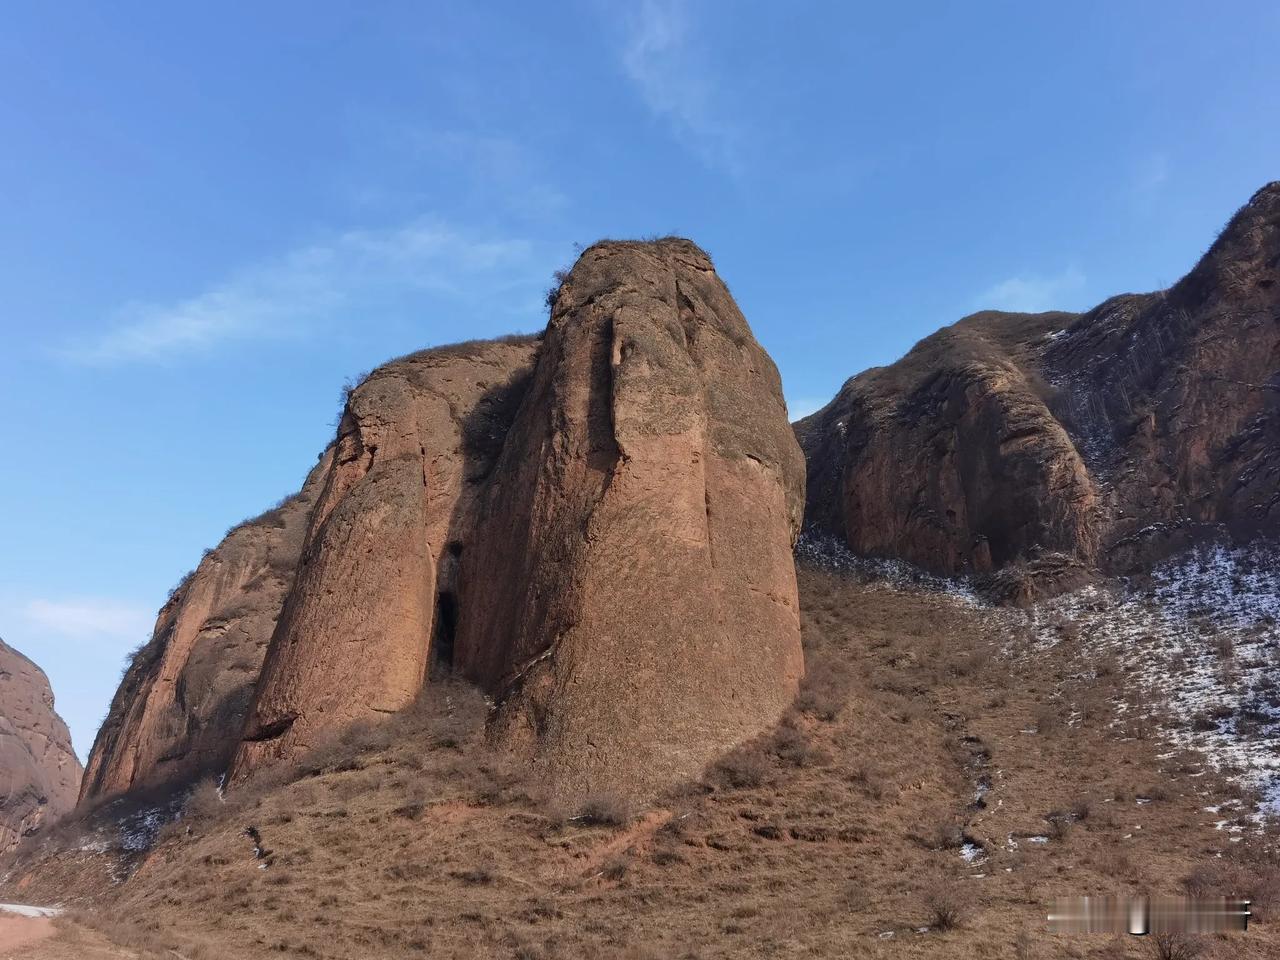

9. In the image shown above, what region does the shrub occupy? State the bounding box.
[600,854,631,881]
[452,863,497,885]
[1148,932,1202,960]
[1045,811,1073,842]
[574,792,635,827]
[770,725,829,768]
[713,745,772,789]
[184,777,225,822]
[926,819,965,851]
[849,762,885,800]
[544,268,571,311]
[1033,700,1064,735]
[795,658,852,720]
[922,882,969,931]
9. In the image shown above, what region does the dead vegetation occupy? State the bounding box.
[7,564,1280,959]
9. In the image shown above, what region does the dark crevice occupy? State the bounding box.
[243,712,297,743]
[431,590,458,675]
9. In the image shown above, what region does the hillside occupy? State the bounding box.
[4,552,1279,958]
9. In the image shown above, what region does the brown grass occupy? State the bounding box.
[8,563,1278,959]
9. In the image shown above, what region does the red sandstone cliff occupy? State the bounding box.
[0,639,81,852]
[85,237,804,803]
[455,239,806,798]
[800,182,1280,600]
[79,454,332,802]
[230,337,540,778]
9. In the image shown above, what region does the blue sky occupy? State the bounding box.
[2,1,1277,759]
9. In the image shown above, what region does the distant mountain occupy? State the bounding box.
[0,637,81,852]
[799,182,1280,602]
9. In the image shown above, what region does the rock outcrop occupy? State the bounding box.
[455,239,806,798]
[79,455,332,802]
[0,639,81,852]
[800,182,1280,598]
[230,337,541,778]
[82,236,803,802]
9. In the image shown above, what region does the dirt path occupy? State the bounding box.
[0,913,54,953]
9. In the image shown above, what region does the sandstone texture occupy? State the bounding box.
[800,182,1280,597]
[230,337,540,779]
[79,454,332,802]
[0,639,81,852]
[87,238,805,802]
[455,239,806,798]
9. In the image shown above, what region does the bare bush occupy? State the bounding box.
[713,744,772,789]
[795,658,852,720]
[922,882,969,931]
[184,777,225,822]
[1033,700,1065,735]
[1148,932,1202,960]
[574,792,635,827]
[770,724,830,768]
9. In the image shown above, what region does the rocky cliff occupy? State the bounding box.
[79,455,333,802]
[455,239,805,798]
[230,336,541,778]
[800,182,1280,600]
[85,238,805,803]
[0,639,81,852]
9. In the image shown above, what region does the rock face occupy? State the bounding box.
[79,456,333,802]
[0,639,81,852]
[455,239,806,798]
[801,182,1280,597]
[230,337,541,779]
[85,238,804,802]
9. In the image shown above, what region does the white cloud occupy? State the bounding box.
[24,598,152,642]
[618,0,742,173]
[976,267,1086,313]
[62,221,539,365]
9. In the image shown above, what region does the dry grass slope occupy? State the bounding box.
[5,563,1279,959]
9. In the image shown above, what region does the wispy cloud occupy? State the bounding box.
[976,267,1086,313]
[24,598,152,642]
[618,0,742,173]
[62,221,539,365]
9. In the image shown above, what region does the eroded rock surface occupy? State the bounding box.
[456,239,806,798]
[801,182,1280,598]
[79,455,332,802]
[0,639,80,852]
[87,239,805,802]
[230,338,540,778]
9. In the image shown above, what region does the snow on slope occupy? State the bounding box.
[797,532,1280,817]
[1019,542,1280,815]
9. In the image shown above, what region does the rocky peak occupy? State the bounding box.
[800,183,1280,601]
[85,237,805,804]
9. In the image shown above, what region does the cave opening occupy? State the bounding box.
[432,590,458,675]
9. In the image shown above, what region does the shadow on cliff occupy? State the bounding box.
[429,336,542,681]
